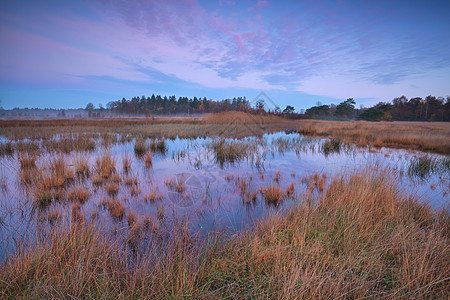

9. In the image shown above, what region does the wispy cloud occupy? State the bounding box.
[0,0,449,109]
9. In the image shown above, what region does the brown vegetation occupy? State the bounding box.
[298,119,450,154]
[1,170,448,298]
[1,113,449,154]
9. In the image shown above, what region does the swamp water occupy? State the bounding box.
[0,132,448,260]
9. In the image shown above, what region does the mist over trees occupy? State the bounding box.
[104,94,449,121]
[1,94,448,122]
[106,95,250,115]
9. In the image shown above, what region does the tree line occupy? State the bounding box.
[305,95,449,122]
[104,95,251,115]
[81,94,449,122]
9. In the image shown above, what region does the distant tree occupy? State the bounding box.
[283,105,295,114]
[85,102,95,111]
[335,98,356,119]
[306,105,330,118]
[256,100,265,114]
[359,107,385,121]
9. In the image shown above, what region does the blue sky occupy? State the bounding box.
[0,0,449,110]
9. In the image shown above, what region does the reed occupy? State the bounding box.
[261,184,285,205]
[122,154,131,173]
[144,152,153,167]
[144,187,163,202]
[100,198,125,219]
[1,170,448,299]
[67,186,90,203]
[18,153,36,169]
[127,210,137,227]
[273,170,281,183]
[95,152,116,178]
[134,139,146,157]
[74,154,90,177]
[286,181,295,197]
[105,182,119,196]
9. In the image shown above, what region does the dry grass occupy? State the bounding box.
[74,154,90,177]
[1,114,448,154]
[91,174,103,185]
[1,170,448,299]
[105,182,119,196]
[100,198,125,219]
[71,203,84,223]
[261,184,285,205]
[273,170,281,183]
[144,187,163,202]
[127,210,137,227]
[165,177,185,193]
[298,119,450,154]
[47,207,61,225]
[67,186,90,203]
[122,154,131,173]
[134,139,146,156]
[95,152,116,178]
[124,175,138,186]
[286,181,295,197]
[17,153,37,169]
[130,185,141,196]
[144,152,153,167]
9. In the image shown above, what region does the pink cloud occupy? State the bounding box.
[248,0,268,12]
[234,33,246,54]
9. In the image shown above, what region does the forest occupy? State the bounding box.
[102,94,450,121]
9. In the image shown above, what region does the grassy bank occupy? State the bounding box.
[1,112,449,154]
[1,170,448,299]
[297,119,450,154]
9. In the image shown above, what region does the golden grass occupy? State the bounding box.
[144,152,153,167]
[67,186,90,203]
[165,177,185,193]
[144,187,163,202]
[1,113,448,153]
[95,152,116,178]
[47,207,61,225]
[260,184,285,204]
[124,175,138,186]
[17,153,36,169]
[71,203,84,223]
[130,185,141,196]
[286,181,295,197]
[297,119,450,154]
[1,170,448,298]
[74,154,90,176]
[100,198,125,219]
[273,170,281,183]
[127,210,137,227]
[105,182,119,196]
[122,154,131,173]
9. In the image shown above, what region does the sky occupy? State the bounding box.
[0,0,449,111]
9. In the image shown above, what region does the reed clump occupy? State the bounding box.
[105,182,119,196]
[144,187,163,202]
[134,139,146,157]
[211,138,250,167]
[95,153,116,178]
[18,152,37,169]
[100,198,125,219]
[144,152,153,167]
[122,154,131,173]
[260,184,285,205]
[67,186,90,203]
[74,155,90,177]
